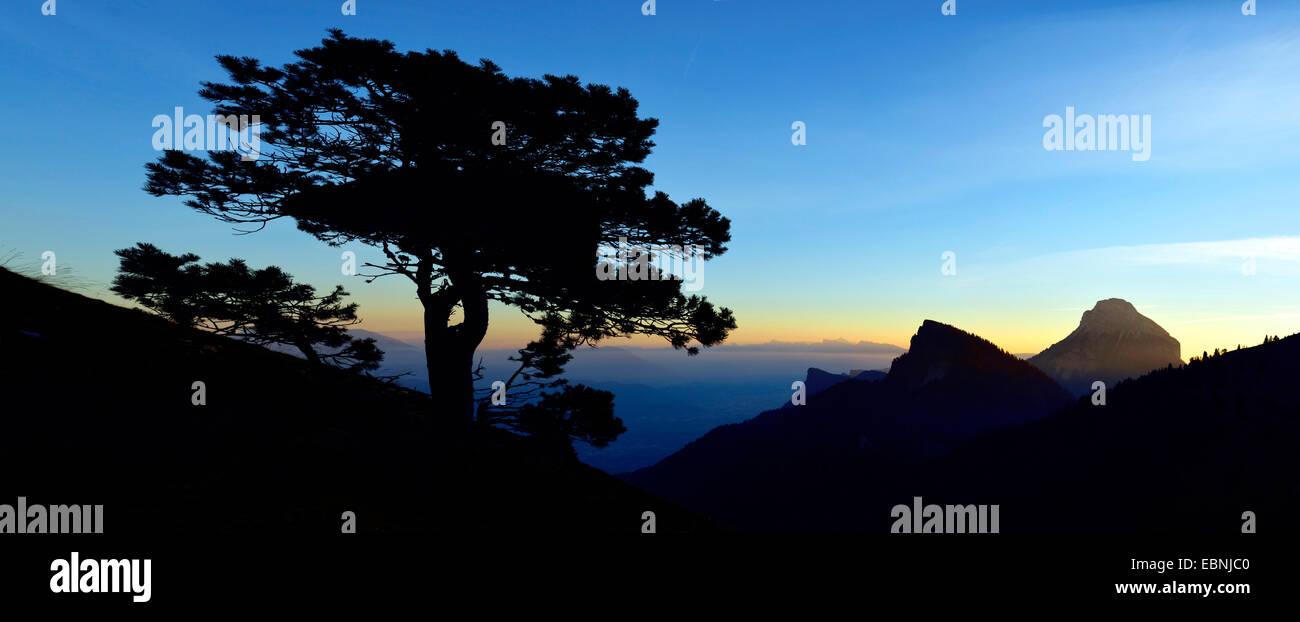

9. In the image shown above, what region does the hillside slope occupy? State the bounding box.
[919,337,1300,532]
[626,320,1299,533]
[0,268,715,534]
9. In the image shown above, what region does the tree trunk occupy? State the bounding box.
[416,255,491,432]
[424,312,476,429]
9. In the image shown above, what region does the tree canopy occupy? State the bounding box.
[113,242,383,373]
[144,30,737,427]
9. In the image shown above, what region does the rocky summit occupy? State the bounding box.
[1028,298,1181,395]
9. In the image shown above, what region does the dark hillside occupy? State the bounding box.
[917,337,1300,532]
[626,320,1299,533]
[0,267,714,534]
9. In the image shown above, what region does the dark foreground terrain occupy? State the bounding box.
[627,320,1300,533]
[0,267,714,535]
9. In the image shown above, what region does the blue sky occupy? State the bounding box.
[2,0,1298,358]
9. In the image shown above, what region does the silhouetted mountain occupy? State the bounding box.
[626,317,1299,533]
[849,368,889,376]
[803,367,886,397]
[886,320,1066,396]
[1029,298,1181,395]
[348,328,423,353]
[913,334,1300,532]
[0,267,716,534]
[623,320,1073,530]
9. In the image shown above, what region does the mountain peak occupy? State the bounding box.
[909,319,973,350]
[1029,299,1181,394]
[887,320,1059,392]
[909,320,999,354]
[1089,297,1138,314]
[1079,298,1152,331]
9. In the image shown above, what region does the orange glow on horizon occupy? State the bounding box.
[360,302,1300,363]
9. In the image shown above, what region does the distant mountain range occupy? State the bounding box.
[358,299,1186,475]
[365,336,905,394]
[1027,298,1182,395]
[623,320,1075,530]
[623,314,1299,532]
[801,367,887,398]
[345,331,905,473]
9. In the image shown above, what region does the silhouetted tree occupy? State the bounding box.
[112,243,383,373]
[143,30,737,426]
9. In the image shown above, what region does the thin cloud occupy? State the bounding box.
[1048,236,1300,268]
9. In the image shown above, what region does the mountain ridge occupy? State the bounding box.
[623,319,1074,530]
[624,317,1300,532]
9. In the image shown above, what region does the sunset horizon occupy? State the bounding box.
[2,0,1293,607]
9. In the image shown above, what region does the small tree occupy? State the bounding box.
[474,316,625,455]
[112,242,383,373]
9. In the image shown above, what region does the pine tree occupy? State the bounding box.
[143,31,737,426]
